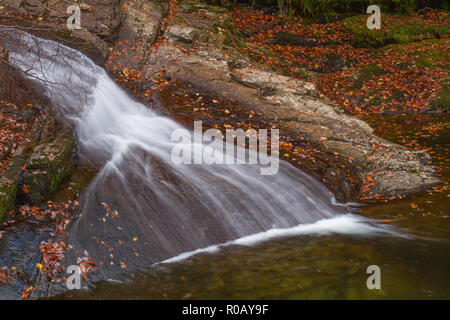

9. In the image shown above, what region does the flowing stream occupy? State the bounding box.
[2,30,400,281]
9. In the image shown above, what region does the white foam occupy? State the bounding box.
[162,214,404,264]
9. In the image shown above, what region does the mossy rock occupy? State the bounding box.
[343,16,393,48]
[20,134,76,205]
[343,15,449,48]
[351,64,389,90]
[410,46,450,71]
[430,79,450,111]
[0,178,17,224]
[0,146,31,224]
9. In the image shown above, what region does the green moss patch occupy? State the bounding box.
[351,64,389,89]
[343,15,449,48]
[430,79,450,111]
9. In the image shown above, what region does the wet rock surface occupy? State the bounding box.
[0,146,30,223]
[0,0,443,204]
[1,0,121,65]
[19,115,75,205]
[110,0,440,201]
[0,0,448,301]
[0,106,75,223]
[0,41,76,223]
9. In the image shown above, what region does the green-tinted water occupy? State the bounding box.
[60,114,450,300]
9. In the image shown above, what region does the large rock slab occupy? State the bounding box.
[106,0,168,71]
[136,0,440,201]
[5,0,440,202]
[0,110,75,224]
[20,131,75,204]
[1,0,121,65]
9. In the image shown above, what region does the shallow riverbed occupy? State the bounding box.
[54,114,450,300]
[1,114,448,300]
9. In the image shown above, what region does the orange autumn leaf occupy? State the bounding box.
[22,184,30,194]
[21,286,34,299]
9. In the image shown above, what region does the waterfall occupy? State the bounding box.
[3,29,398,278]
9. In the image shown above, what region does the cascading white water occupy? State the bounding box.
[3,29,399,277]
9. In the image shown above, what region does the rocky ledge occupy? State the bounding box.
[107,0,441,201]
[0,0,443,205]
[0,41,75,223]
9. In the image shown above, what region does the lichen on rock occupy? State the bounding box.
[0,146,31,223]
[19,114,76,205]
